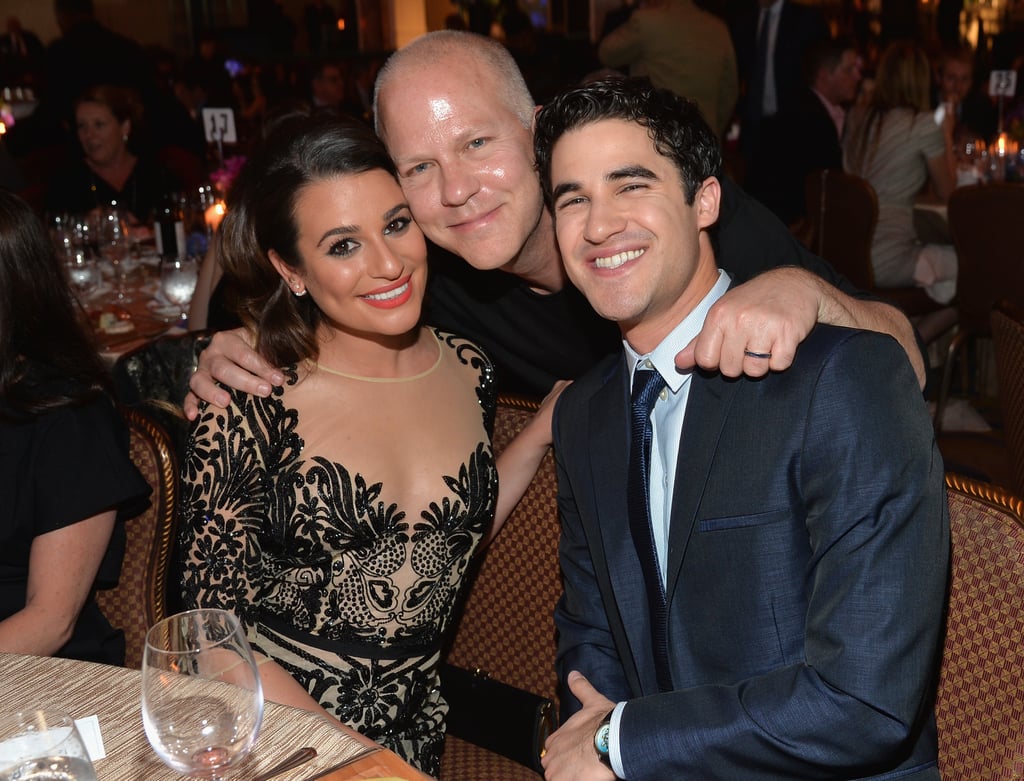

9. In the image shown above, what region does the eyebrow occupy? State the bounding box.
[315,203,411,247]
[551,164,659,203]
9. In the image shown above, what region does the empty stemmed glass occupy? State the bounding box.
[159,255,200,323]
[101,204,133,303]
[141,609,264,780]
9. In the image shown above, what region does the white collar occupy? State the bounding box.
[624,270,731,394]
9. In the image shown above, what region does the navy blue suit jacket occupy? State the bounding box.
[553,322,948,779]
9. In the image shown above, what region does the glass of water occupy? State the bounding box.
[159,255,199,323]
[64,248,100,302]
[0,709,98,781]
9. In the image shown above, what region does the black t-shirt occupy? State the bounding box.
[423,176,866,397]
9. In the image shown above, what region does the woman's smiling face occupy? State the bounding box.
[272,169,428,342]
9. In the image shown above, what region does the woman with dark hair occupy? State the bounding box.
[178,113,560,774]
[44,84,180,224]
[0,189,149,664]
[843,41,958,304]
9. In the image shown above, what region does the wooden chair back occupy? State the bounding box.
[95,408,177,669]
[948,184,1024,334]
[805,168,943,318]
[992,303,1024,497]
[440,395,562,780]
[805,168,878,291]
[935,185,1024,430]
[937,473,1024,779]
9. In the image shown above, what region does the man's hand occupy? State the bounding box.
[183,328,284,420]
[676,267,818,378]
[542,672,617,781]
[675,267,926,388]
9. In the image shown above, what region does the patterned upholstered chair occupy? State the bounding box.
[440,395,562,780]
[937,473,1024,779]
[992,302,1024,497]
[95,408,178,669]
[111,329,211,460]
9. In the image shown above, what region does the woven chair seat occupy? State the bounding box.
[937,474,1024,779]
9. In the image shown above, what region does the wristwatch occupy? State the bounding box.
[593,710,613,768]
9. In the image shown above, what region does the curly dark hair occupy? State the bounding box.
[218,111,398,367]
[534,77,721,208]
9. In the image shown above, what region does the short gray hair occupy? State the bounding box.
[373,31,535,138]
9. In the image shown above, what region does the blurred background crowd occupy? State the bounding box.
[0,0,1020,227]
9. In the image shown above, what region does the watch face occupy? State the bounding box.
[595,723,611,755]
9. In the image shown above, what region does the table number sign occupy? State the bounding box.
[989,70,1018,98]
[202,107,238,144]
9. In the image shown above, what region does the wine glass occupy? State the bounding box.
[0,708,98,781]
[102,205,133,303]
[160,255,200,323]
[141,609,264,779]
[64,246,100,302]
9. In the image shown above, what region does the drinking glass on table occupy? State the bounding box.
[101,205,132,303]
[160,255,200,323]
[142,609,264,779]
[0,708,98,781]
[64,246,100,302]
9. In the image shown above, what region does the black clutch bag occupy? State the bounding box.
[440,663,557,772]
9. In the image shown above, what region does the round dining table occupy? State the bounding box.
[1,652,430,781]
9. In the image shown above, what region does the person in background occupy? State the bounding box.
[534,77,947,781]
[5,0,155,159]
[309,59,358,118]
[598,0,738,138]
[756,36,863,226]
[732,0,829,184]
[0,189,149,665]
[844,41,958,304]
[0,16,44,88]
[934,45,998,145]
[178,113,561,775]
[44,84,181,226]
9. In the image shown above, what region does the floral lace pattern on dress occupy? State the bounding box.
[180,332,497,775]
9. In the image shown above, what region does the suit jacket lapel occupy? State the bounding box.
[664,371,741,602]
[586,361,658,694]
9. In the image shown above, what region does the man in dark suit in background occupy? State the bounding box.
[732,0,828,178]
[752,36,863,225]
[535,77,948,781]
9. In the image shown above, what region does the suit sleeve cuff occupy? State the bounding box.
[609,701,627,778]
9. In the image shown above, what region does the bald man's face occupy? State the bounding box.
[377,58,544,272]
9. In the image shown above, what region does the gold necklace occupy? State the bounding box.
[312,333,442,383]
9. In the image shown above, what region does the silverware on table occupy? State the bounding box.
[250,746,318,781]
[294,746,381,781]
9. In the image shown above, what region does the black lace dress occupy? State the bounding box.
[179,330,497,775]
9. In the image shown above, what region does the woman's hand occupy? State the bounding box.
[184,328,284,420]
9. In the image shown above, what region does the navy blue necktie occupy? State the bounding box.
[627,365,673,692]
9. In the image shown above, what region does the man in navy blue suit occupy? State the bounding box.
[535,78,949,780]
